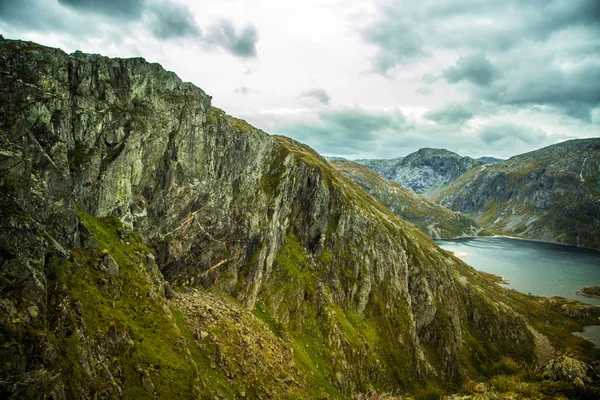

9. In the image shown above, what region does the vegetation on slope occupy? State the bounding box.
[433,139,600,249]
[330,159,486,239]
[1,38,599,399]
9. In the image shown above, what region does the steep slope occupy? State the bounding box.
[330,160,485,239]
[1,38,598,399]
[357,149,482,195]
[433,139,600,250]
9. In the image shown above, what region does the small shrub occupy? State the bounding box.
[465,380,477,394]
[490,374,519,392]
[519,361,541,382]
[491,356,522,376]
[414,389,444,400]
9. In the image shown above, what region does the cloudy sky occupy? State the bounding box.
[1,0,598,159]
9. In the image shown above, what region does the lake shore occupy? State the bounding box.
[576,286,600,299]
[442,234,600,252]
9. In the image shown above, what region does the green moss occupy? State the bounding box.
[48,208,201,398]
[226,115,255,134]
[260,143,289,196]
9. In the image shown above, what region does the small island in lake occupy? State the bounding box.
[576,286,600,299]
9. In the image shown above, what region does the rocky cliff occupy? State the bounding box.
[433,139,600,250]
[330,160,485,239]
[1,39,597,399]
[357,149,482,195]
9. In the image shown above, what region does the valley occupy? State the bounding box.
[0,38,598,400]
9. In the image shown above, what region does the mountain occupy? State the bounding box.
[434,139,600,250]
[1,39,598,399]
[477,156,503,164]
[357,149,482,195]
[330,160,485,239]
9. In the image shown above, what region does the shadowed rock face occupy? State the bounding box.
[433,139,600,250]
[357,148,482,195]
[0,38,597,399]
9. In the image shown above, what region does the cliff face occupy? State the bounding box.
[357,148,482,195]
[433,139,600,250]
[330,160,485,239]
[1,39,597,399]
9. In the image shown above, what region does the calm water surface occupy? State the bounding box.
[435,237,600,346]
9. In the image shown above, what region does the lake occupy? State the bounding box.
[435,237,600,347]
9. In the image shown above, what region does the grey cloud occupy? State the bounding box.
[267,107,568,159]
[425,104,473,124]
[278,109,409,155]
[364,0,600,73]
[485,59,600,120]
[478,122,548,145]
[363,1,599,120]
[0,0,71,32]
[58,0,144,18]
[146,1,199,39]
[443,53,499,87]
[1,0,201,40]
[0,0,259,58]
[206,20,258,58]
[298,88,331,107]
[416,88,432,96]
[365,17,426,72]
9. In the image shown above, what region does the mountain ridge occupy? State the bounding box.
[433,138,600,250]
[356,148,482,195]
[0,38,598,399]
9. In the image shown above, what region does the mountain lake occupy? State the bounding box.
[435,237,600,348]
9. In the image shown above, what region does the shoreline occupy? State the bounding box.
[436,234,600,253]
[576,286,600,299]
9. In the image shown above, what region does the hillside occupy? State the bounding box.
[0,38,598,399]
[357,149,482,195]
[434,139,600,250]
[330,160,485,239]
[477,156,503,164]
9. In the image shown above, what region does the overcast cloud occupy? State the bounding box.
[0,0,597,159]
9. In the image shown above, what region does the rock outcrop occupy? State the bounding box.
[1,38,598,399]
[357,148,482,195]
[433,139,600,250]
[330,159,485,239]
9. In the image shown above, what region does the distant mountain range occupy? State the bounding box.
[330,160,485,239]
[477,156,504,164]
[356,148,482,195]
[353,140,600,250]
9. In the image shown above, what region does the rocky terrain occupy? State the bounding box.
[357,149,482,195]
[433,139,600,250]
[0,38,598,399]
[330,160,485,239]
[577,286,600,299]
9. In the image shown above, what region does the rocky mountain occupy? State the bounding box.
[1,38,598,399]
[357,149,482,195]
[330,160,485,239]
[434,139,600,250]
[477,156,503,164]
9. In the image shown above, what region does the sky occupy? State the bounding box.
[1,0,598,159]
